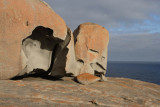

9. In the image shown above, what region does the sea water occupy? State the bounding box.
[106,61,160,85]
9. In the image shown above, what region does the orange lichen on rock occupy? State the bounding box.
[74,22,109,62]
[74,22,109,76]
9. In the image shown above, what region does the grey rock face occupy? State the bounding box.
[19,26,75,78]
[20,26,57,75]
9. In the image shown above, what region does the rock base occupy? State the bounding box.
[0,77,160,106]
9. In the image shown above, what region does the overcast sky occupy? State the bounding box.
[44,0,160,62]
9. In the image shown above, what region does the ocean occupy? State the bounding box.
[106,61,160,85]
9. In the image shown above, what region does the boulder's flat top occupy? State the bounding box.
[0,77,160,107]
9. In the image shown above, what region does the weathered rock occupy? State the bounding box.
[50,27,76,77]
[73,22,109,78]
[63,27,80,76]
[0,0,71,79]
[0,77,160,106]
[76,73,100,85]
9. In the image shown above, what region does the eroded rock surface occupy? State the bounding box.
[0,77,160,106]
[73,22,109,78]
[0,0,110,81]
[0,0,72,79]
[50,27,73,77]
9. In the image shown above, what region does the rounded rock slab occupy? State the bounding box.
[76,73,100,85]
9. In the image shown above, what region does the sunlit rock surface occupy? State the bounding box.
[0,77,159,106]
[74,22,109,78]
[76,73,100,85]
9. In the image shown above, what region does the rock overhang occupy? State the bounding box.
[0,0,68,79]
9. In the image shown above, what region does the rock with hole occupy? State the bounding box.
[0,0,73,79]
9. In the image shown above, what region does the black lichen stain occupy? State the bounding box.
[26,21,29,26]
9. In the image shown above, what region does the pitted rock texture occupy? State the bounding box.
[74,22,109,76]
[0,77,160,106]
[0,0,69,79]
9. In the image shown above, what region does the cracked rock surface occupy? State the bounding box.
[0,77,160,106]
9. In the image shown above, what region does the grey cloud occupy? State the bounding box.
[108,33,160,62]
[44,0,160,30]
[43,0,160,62]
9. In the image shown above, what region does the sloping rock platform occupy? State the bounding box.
[0,77,160,106]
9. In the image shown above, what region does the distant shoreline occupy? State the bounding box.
[108,61,160,64]
[106,61,160,85]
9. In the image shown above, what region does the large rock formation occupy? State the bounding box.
[0,1,159,106]
[0,0,110,81]
[73,22,109,79]
[0,0,72,79]
[0,0,109,84]
[0,77,160,106]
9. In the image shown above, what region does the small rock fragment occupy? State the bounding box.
[89,99,99,106]
[76,73,100,85]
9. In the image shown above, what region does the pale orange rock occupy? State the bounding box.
[0,0,67,79]
[76,73,100,85]
[74,22,109,78]
[64,27,79,76]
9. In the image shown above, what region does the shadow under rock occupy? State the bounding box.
[11,69,63,81]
